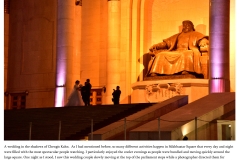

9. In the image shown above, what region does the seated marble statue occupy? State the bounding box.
[147,20,209,77]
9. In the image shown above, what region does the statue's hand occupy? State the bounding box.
[199,38,209,52]
[199,38,208,47]
[149,44,159,52]
[149,42,167,54]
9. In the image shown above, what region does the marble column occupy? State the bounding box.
[55,0,81,107]
[106,0,121,104]
[209,0,230,93]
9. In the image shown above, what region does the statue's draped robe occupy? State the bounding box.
[149,31,208,75]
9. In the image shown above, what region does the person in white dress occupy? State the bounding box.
[65,80,85,106]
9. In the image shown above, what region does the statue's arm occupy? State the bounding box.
[149,42,168,55]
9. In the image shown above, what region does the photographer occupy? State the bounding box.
[112,86,121,105]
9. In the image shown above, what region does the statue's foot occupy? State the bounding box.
[181,71,189,75]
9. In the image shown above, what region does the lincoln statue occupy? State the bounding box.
[146,20,209,78]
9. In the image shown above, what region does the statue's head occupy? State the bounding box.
[182,20,195,33]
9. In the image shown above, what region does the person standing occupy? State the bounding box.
[81,82,87,106]
[65,80,85,106]
[112,86,121,105]
[84,79,92,106]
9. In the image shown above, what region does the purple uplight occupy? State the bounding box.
[210,62,223,78]
[209,43,225,78]
[55,87,65,107]
[210,79,225,92]
[209,0,230,93]
[55,61,67,107]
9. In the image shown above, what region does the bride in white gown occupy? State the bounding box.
[65,80,85,106]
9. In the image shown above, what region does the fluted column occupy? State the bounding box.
[74,1,82,81]
[55,0,81,107]
[106,0,121,104]
[209,0,230,93]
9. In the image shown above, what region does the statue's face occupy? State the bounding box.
[182,22,193,33]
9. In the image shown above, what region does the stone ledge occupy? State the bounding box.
[144,74,197,80]
[132,79,209,90]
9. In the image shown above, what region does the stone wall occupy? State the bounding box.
[7,0,57,108]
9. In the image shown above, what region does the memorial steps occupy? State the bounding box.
[4,92,235,140]
[4,103,155,140]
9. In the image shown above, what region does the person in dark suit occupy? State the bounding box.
[112,86,121,105]
[84,79,92,106]
[81,82,87,106]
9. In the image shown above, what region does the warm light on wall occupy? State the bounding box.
[181,123,193,137]
[25,90,29,95]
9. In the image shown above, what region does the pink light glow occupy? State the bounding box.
[55,87,65,107]
[209,0,230,93]
[209,43,226,78]
[210,79,224,92]
[57,72,66,86]
[210,62,223,78]
[55,60,67,107]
